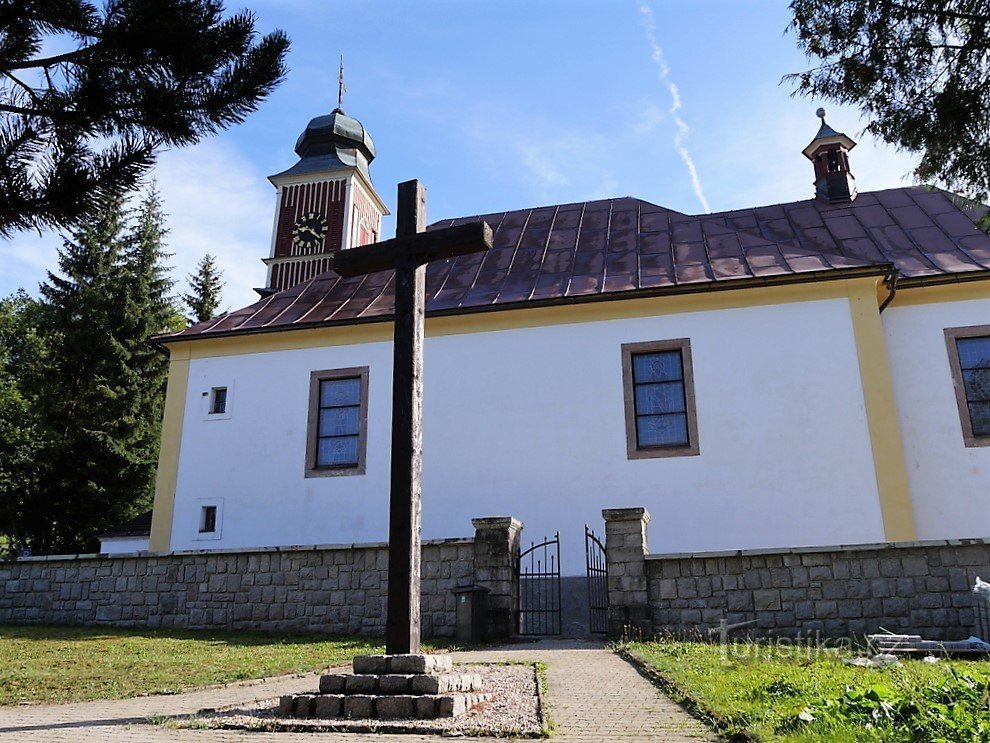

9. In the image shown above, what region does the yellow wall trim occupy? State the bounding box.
[170,278,880,360]
[148,346,191,552]
[848,283,917,541]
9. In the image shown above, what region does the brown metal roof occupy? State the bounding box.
[98,510,152,539]
[707,187,990,285]
[165,187,990,343]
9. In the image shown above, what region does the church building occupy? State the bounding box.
[145,106,990,575]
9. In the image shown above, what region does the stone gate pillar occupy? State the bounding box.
[471,517,522,639]
[603,507,651,637]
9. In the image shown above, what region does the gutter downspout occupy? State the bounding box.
[879,270,900,313]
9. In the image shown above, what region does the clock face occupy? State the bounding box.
[291,212,329,251]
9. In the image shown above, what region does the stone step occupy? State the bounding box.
[319,672,483,695]
[279,692,490,720]
[352,653,452,675]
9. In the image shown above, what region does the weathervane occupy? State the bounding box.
[337,55,346,110]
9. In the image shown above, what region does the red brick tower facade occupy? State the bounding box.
[262,108,388,293]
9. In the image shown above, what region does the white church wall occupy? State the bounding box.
[168,296,885,574]
[883,297,990,540]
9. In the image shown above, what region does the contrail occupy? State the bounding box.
[638,3,711,214]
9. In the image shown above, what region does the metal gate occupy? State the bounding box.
[517,533,561,635]
[585,524,609,634]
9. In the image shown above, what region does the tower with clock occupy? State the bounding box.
[261,106,389,294]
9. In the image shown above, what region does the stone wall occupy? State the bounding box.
[0,517,523,639]
[604,508,990,641]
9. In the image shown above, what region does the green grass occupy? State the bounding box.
[0,625,382,706]
[626,639,990,741]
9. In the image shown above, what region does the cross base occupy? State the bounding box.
[277,654,487,720]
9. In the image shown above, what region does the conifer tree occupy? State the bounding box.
[37,194,141,553]
[184,254,225,324]
[2,187,180,554]
[0,292,51,555]
[120,186,178,512]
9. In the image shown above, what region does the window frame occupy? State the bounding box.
[305,366,370,477]
[209,387,227,415]
[621,339,700,459]
[944,325,990,448]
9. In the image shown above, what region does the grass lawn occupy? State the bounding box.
[0,625,383,706]
[626,640,990,742]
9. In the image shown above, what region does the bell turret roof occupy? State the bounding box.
[270,107,377,182]
[802,109,856,159]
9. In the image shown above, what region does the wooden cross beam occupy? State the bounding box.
[333,180,492,655]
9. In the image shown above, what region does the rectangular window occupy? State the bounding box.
[200,505,217,533]
[209,387,227,415]
[306,367,369,476]
[621,339,699,459]
[945,326,990,447]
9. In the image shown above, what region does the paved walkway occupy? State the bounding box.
[0,639,716,742]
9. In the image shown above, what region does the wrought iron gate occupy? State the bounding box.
[585,524,609,634]
[517,533,561,635]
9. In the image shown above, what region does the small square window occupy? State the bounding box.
[945,326,990,447]
[209,387,227,415]
[306,367,369,477]
[621,339,699,459]
[200,505,217,533]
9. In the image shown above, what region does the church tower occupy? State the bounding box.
[802,108,857,203]
[261,106,388,293]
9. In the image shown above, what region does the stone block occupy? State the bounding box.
[794,601,814,620]
[293,694,316,718]
[313,695,342,718]
[377,695,415,719]
[345,674,378,693]
[352,655,389,674]
[902,556,929,576]
[378,674,413,694]
[415,696,438,718]
[437,695,466,717]
[343,694,375,719]
[879,557,901,577]
[277,695,294,716]
[814,600,838,618]
[727,591,753,612]
[753,589,781,611]
[319,674,347,694]
[389,654,452,674]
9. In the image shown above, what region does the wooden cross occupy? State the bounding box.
[334,180,492,655]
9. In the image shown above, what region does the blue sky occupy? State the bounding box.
[0,1,921,311]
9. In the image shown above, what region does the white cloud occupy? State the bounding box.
[638,2,711,214]
[152,141,274,312]
[0,140,273,312]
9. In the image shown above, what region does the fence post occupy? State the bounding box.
[602,507,651,638]
[472,516,523,639]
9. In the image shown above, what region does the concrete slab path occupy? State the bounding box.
[0,639,716,742]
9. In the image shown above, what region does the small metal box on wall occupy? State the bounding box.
[453,585,489,644]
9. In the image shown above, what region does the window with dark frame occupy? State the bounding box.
[946,327,990,447]
[200,505,217,533]
[621,339,699,459]
[306,367,369,476]
[209,387,227,415]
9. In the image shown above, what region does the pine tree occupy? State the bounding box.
[184,254,225,324]
[0,1,289,236]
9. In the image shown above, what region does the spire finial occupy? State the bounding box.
[816,107,827,121]
[337,55,346,110]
